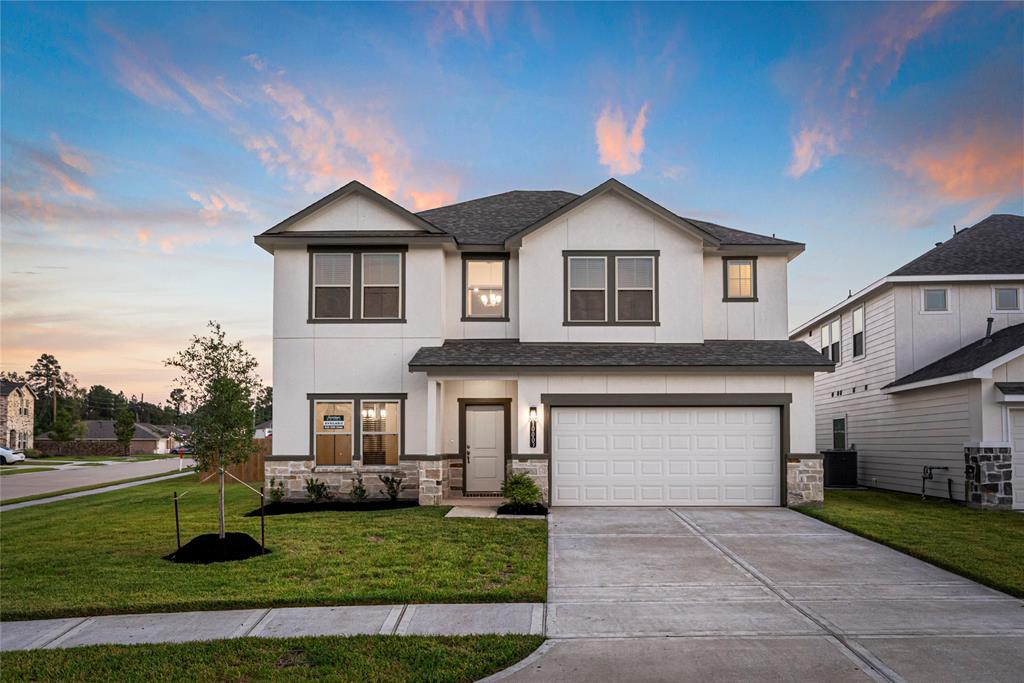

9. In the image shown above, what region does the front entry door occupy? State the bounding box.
[465,405,505,492]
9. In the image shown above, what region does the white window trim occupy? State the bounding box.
[614,255,656,323]
[567,256,608,323]
[360,252,403,320]
[991,285,1022,313]
[821,317,842,365]
[920,287,950,314]
[852,304,866,360]
[312,253,354,320]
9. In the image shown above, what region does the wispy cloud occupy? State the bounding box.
[787,126,839,178]
[426,2,493,47]
[188,189,258,226]
[595,103,649,176]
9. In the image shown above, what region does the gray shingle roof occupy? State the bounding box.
[416,188,800,247]
[74,421,166,441]
[890,214,1024,276]
[0,380,30,397]
[996,382,1024,395]
[409,339,833,370]
[886,323,1024,388]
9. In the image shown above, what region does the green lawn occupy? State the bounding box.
[0,634,544,683]
[0,467,55,476]
[800,489,1024,597]
[0,474,547,620]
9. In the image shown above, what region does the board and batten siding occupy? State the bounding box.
[806,287,970,499]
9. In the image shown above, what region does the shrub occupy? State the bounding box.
[349,470,368,502]
[267,477,285,504]
[22,448,40,459]
[378,474,404,502]
[304,477,331,504]
[501,473,542,506]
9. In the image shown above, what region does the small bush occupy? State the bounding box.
[501,473,542,506]
[378,474,404,502]
[304,477,331,504]
[22,448,40,459]
[267,477,285,504]
[349,470,368,502]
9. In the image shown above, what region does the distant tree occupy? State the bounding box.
[86,385,121,419]
[168,388,186,421]
[254,386,273,424]
[0,370,27,383]
[48,408,84,457]
[27,355,81,432]
[114,408,135,456]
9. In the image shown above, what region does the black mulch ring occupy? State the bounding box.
[245,500,419,517]
[496,502,548,516]
[164,532,269,564]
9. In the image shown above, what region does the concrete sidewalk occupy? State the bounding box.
[0,603,545,651]
[0,471,193,511]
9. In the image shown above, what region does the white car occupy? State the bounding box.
[0,447,26,465]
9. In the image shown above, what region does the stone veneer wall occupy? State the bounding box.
[964,446,1013,509]
[511,458,549,504]
[787,456,823,507]
[265,460,420,502]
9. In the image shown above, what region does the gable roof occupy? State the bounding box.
[75,420,166,441]
[884,322,1024,392]
[261,180,446,236]
[890,214,1024,276]
[0,380,34,398]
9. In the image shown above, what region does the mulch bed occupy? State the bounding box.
[164,532,269,564]
[496,503,548,516]
[245,500,419,517]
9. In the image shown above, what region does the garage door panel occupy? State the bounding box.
[552,406,780,507]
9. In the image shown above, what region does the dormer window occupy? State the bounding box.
[462,254,509,321]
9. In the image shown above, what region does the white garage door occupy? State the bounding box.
[551,406,780,506]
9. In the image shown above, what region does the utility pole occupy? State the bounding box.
[50,376,56,422]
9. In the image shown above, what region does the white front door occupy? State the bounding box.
[1011,409,1024,511]
[465,405,505,492]
[551,406,780,506]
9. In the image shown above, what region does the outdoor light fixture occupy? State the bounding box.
[529,406,538,448]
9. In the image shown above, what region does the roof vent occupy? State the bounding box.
[981,317,994,346]
[934,242,943,247]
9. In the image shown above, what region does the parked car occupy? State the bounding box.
[170,446,193,455]
[0,447,26,465]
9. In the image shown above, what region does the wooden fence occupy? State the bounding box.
[200,439,270,483]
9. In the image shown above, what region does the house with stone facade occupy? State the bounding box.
[257,178,833,507]
[0,380,35,451]
[789,214,1024,510]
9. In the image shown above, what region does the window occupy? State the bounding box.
[567,256,607,322]
[723,257,757,301]
[994,287,1021,312]
[615,256,655,322]
[309,249,404,322]
[463,255,508,320]
[361,401,400,466]
[832,418,847,450]
[922,288,948,312]
[852,306,865,358]
[314,401,354,466]
[820,318,841,362]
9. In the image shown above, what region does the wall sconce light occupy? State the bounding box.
[529,406,538,448]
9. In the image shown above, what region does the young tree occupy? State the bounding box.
[164,321,262,413]
[114,407,136,456]
[190,376,258,539]
[48,408,84,456]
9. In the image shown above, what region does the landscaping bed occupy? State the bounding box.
[246,499,419,516]
[799,489,1024,598]
[0,634,545,683]
[164,532,268,564]
[497,502,548,517]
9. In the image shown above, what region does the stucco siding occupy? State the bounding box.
[283,193,423,232]
[443,251,519,340]
[703,255,789,340]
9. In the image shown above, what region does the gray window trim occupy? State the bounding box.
[722,256,759,302]
[562,250,660,326]
[921,287,949,313]
[461,252,510,322]
[993,285,1022,312]
[307,393,407,462]
[852,304,866,359]
[307,246,407,324]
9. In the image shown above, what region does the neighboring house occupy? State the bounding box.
[36,420,184,456]
[0,380,35,451]
[257,178,833,507]
[254,420,273,439]
[789,214,1024,510]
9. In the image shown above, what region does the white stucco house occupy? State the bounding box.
[789,214,1024,510]
[256,178,833,507]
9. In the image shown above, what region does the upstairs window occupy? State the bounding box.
[993,286,1021,312]
[564,251,659,325]
[852,306,865,358]
[723,257,757,301]
[567,256,607,322]
[615,256,656,322]
[463,255,508,320]
[922,288,948,312]
[310,249,404,322]
[820,318,841,363]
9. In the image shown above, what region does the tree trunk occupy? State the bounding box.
[218,467,226,540]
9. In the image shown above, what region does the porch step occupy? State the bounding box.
[445,506,498,518]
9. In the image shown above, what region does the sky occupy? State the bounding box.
[2,1,1022,403]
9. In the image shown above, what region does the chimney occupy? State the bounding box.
[981,317,994,346]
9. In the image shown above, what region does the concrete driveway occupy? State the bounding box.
[492,507,1024,682]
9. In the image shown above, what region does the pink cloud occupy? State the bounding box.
[786,126,839,178]
[595,103,649,175]
[187,190,257,226]
[427,2,493,46]
[51,134,93,175]
[898,125,1023,202]
[408,189,458,211]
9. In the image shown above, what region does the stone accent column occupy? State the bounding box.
[417,459,446,505]
[787,455,823,507]
[964,445,1013,509]
[511,458,549,504]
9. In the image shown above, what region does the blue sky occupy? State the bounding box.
[2,1,1022,400]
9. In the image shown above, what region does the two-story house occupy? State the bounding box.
[0,380,35,452]
[789,214,1024,510]
[257,179,833,508]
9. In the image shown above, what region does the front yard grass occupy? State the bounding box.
[0,634,544,683]
[0,474,547,620]
[800,489,1024,597]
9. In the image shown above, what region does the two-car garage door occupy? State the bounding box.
[551,406,781,506]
